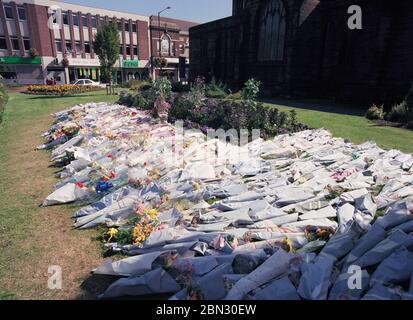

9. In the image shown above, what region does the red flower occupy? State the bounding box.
[76,182,85,188]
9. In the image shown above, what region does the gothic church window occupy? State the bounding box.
[258,0,286,61]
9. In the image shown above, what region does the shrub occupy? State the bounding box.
[241,78,262,102]
[205,78,228,98]
[387,84,413,123]
[121,79,152,91]
[118,89,154,110]
[366,104,385,120]
[0,82,9,123]
[169,95,309,137]
[387,102,413,123]
[152,77,172,101]
[168,96,192,122]
[188,77,206,107]
[118,90,133,106]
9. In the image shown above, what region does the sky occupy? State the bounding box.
[62,0,233,23]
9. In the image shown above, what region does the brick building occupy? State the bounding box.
[149,16,197,82]
[190,0,413,105]
[0,0,197,85]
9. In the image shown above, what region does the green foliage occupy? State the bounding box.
[118,89,154,110]
[121,79,152,91]
[168,96,192,121]
[152,77,172,101]
[0,83,9,123]
[29,47,39,58]
[205,78,228,98]
[365,104,385,120]
[288,109,299,129]
[93,21,121,83]
[241,78,262,102]
[387,83,413,123]
[168,95,308,137]
[225,91,242,100]
[188,77,206,107]
[387,101,413,123]
[115,228,134,245]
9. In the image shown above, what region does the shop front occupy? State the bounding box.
[0,56,43,85]
[121,59,149,83]
[67,58,101,84]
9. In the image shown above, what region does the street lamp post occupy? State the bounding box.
[157,6,171,78]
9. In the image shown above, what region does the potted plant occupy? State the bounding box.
[30,47,39,58]
[62,57,69,68]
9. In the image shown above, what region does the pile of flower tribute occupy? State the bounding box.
[39,102,413,300]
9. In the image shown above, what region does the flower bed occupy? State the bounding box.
[26,84,101,96]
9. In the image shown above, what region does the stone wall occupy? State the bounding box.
[190,0,413,106]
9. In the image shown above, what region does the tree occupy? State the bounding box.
[93,21,120,90]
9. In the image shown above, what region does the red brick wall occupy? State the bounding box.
[26,3,54,56]
[137,20,149,60]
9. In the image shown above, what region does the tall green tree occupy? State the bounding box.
[93,21,120,85]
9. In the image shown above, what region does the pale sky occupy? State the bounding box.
[62,0,233,23]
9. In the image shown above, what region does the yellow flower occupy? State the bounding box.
[133,225,146,244]
[146,208,158,219]
[143,224,153,236]
[107,228,118,242]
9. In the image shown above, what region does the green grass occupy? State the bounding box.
[0,91,119,299]
[263,99,413,154]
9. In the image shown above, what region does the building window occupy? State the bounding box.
[133,46,138,56]
[4,5,13,19]
[85,42,90,53]
[126,45,131,56]
[75,41,81,55]
[132,23,137,33]
[91,17,97,28]
[10,37,19,51]
[257,0,286,62]
[125,22,129,31]
[66,41,72,53]
[0,65,17,79]
[23,38,30,51]
[119,45,123,55]
[18,7,26,20]
[117,21,122,31]
[55,40,62,52]
[161,34,170,55]
[72,14,79,26]
[63,13,69,25]
[0,37,7,50]
[82,15,89,27]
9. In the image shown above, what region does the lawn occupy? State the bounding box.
[0,91,119,299]
[263,98,413,154]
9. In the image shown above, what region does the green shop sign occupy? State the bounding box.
[0,56,42,65]
[123,59,139,68]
